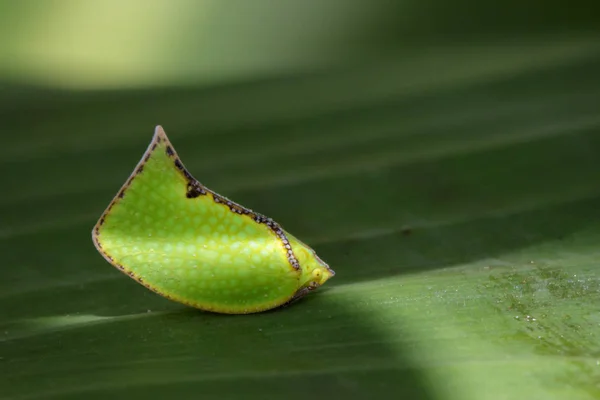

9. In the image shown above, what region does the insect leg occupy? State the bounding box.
[281,287,312,308]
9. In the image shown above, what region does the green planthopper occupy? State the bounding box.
[92,126,335,314]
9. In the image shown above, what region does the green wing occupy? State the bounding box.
[92,126,300,314]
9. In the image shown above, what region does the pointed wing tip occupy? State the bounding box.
[154,125,166,138]
[154,125,174,144]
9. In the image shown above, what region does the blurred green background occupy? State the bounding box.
[2,1,600,399]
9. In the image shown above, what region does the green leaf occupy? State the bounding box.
[2,37,600,400]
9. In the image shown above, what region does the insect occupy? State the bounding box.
[92,126,335,314]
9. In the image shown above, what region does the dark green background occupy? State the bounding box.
[1,2,600,399]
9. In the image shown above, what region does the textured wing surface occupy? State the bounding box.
[93,130,299,313]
